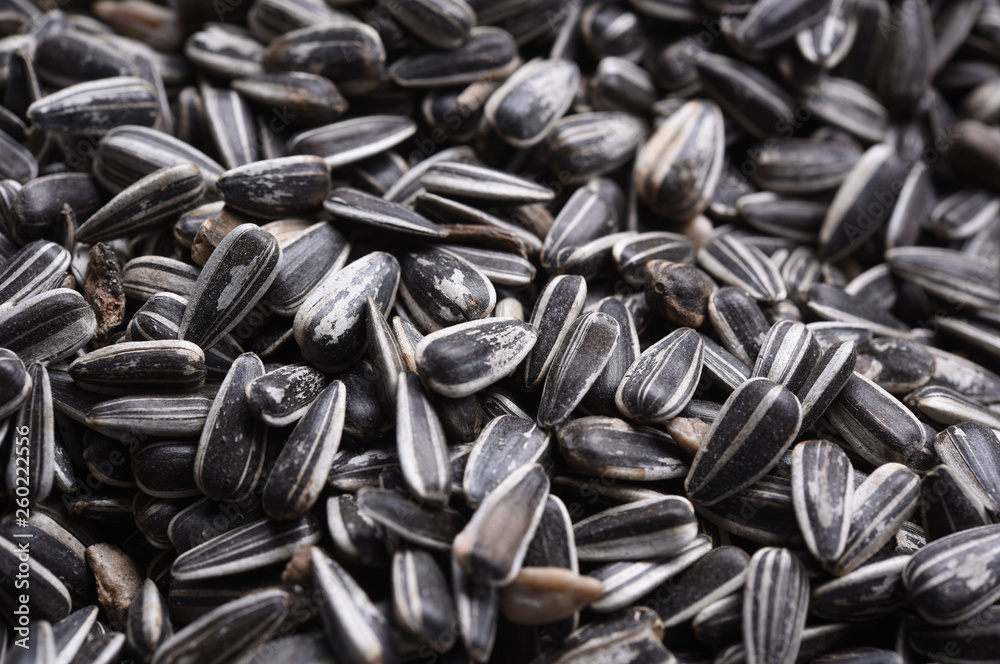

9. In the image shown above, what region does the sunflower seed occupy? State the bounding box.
[216,155,329,219]
[698,234,787,302]
[463,414,550,507]
[791,439,854,564]
[152,588,289,664]
[811,555,910,623]
[325,186,444,238]
[389,26,519,87]
[737,0,832,51]
[701,334,753,394]
[752,320,820,392]
[357,487,466,550]
[0,288,96,365]
[696,475,803,546]
[244,362,326,427]
[686,378,801,506]
[886,246,1000,314]
[743,547,810,664]
[126,578,172,661]
[266,222,349,317]
[422,161,554,204]
[805,283,910,338]
[557,415,687,481]
[28,76,157,132]
[588,534,711,612]
[289,116,416,169]
[68,340,206,394]
[933,422,1000,514]
[95,124,224,194]
[132,439,199,498]
[232,71,347,126]
[921,464,991,542]
[172,514,320,581]
[547,111,648,184]
[614,326,703,426]
[326,494,389,567]
[390,546,455,649]
[828,463,920,575]
[120,256,200,302]
[485,58,580,149]
[575,495,697,562]
[184,25,264,78]
[796,0,858,68]
[453,556,500,663]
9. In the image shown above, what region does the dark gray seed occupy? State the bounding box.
[698,234,787,302]
[0,289,96,365]
[264,23,386,95]
[886,246,1000,314]
[437,244,536,289]
[395,371,451,507]
[127,579,172,661]
[327,494,389,567]
[184,24,264,78]
[557,415,687,481]
[752,320,820,392]
[0,347,28,419]
[453,557,500,663]
[795,0,859,68]
[132,439,199,498]
[232,71,347,126]
[903,524,1000,625]
[737,193,827,244]
[262,380,345,520]
[802,77,890,144]
[828,463,920,575]
[743,547,810,664]
[926,189,998,240]
[633,99,723,221]
[738,0,833,50]
[485,58,580,149]
[547,112,648,184]
[195,353,267,503]
[926,345,1000,403]
[696,53,795,140]
[399,244,496,332]
[856,337,933,394]
[52,605,100,664]
[245,362,326,427]
[5,363,52,501]
[686,378,801,506]
[791,440,854,564]
[580,2,649,61]
[523,496,578,637]
[613,231,693,288]
[0,128,35,184]
[325,186,444,237]
[84,392,211,438]
[696,475,803,546]
[906,385,1000,431]
[35,31,138,88]
[805,283,910,338]
[172,513,320,580]
[289,116,416,169]
[934,422,1000,513]
[245,0,351,42]
[68,340,206,394]
[217,156,330,219]
[921,465,990,543]
[151,589,289,664]
[579,297,640,417]
[95,125,224,195]
[589,535,711,612]
[590,56,658,115]
[201,85,257,170]
[643,260,715,328]
[819,144,905,262]
[826,373,932,469]
[616,327,704,424]
[120,257,200,302]
[877,0,931,115]
[392,547,456,646]
[417,317,537,398]
[27,76,157,132]
[389,26,519,88]
[574,495,697,562]
[0,240,70,314]
[167,496,267,553]
[357,487,466,550]
[708,286,769,367]
[179,224,281,351]
[454,463,549,585]
[541,178,622,272]
[422,161,554,203]
[266,222,349,316]
[692,594,742,646]
[885,162,934,250]
[464,414,550,507]
[10,173,104,246]
[294,251,400,372]
[811,556,909,622]
[537,311,619,429]
[75,163,204,244]
[531,606,669,664]
[701,334,752,394]
[650,546,749,629]
[843,263,897,309]
[337,361,394,443]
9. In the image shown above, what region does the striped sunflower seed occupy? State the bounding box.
[574,495,697,562]
[120,256,199,302]
[557,415,687,481]
[791,439,854,564]
[737,0,833,50]
[903,524,1000,626]
[0,288,96,365]
[326,494,389,567]
[617,325,702,421]
[184,24,264,78]
[453,463,549,585]
[0,347,28,419]
[389,26,519,88]
[127,578,172,662]
[886,246,1000,314]
[266,222,349,317]
[294,251,400,372]
[698,234,787,302]
[171,514,320,581]
[752,319,820,392]
[232,71,347,126]
[685,378,801,506]
[908,605,1000,664]
[325,186,444,238]
[179,224,281,351]
[485,57,580,149]
[743,547,810,664]
[86,394,212,437]
[216,155,330,219]
[395,371,451,507]
[422,161,554,204]
[701,334,752,394]
[855,337,933,394]
[933,422,1000,514]
[27,75,157,133]
[547,111,648,184]
[811,555,910,622]
[194,353,267,503]
[633,98,723,221]
[921,464,990,542]
[10,173,104,246]
[132,439,199,498]
[464,414,550,508]
[392,546,456,647]
[696,475,803,546]
[245,362,326,427]
[289,116,416,169]
[357,487,466,550]
[68,340,206,394]
[588,534,712,613]
[95,124,224,194]
[452,556,500,662]
[828,463,920,575]
[399,243,496,332]
[0,240,69,315]
[650,546,749,630]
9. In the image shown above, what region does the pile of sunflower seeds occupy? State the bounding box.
[7,0,1000,662]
